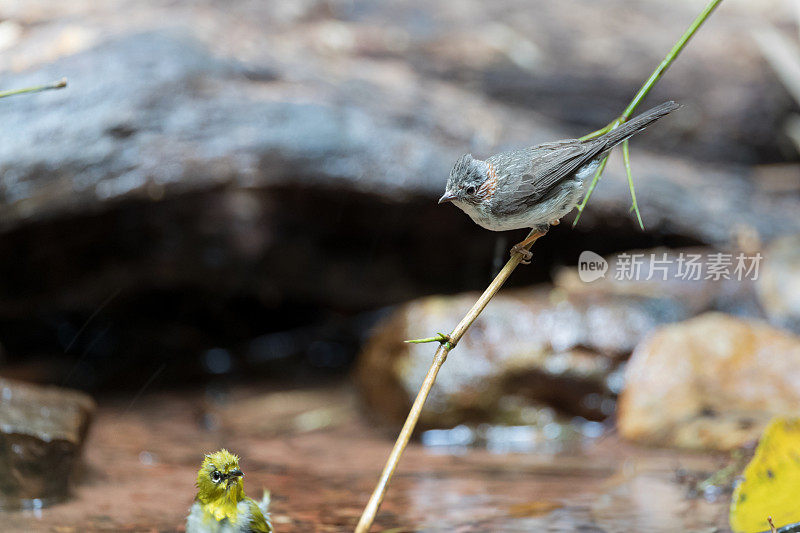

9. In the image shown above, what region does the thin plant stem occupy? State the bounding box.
[580,118,620,144]
[355,2,724,531]
[354,229,547,533]
[0,78,67,99]
[619,0,723,123]
[622,140,644,230]
[573,0,723,227]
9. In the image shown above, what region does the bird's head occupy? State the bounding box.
[195,449,246,506]
[440,154,494,206]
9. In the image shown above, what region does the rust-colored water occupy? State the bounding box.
[3,385,731,532]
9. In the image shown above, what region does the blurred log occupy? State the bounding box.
[0,2,798,388]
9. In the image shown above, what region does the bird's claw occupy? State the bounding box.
[511,245,533,265]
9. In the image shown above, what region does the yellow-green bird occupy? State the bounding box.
[186,449,273,533]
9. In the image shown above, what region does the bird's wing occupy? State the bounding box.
[246,496,272,532]
[495,140,603,209]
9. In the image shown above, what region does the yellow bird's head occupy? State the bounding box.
[195,449,245,510]
[189,449,272,532]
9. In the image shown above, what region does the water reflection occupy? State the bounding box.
[422,419,608,455]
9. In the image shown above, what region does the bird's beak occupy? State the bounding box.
[230,469,243,478]
[438,191,457,204]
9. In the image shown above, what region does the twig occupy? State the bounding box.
[573,0,723,227]
[404,332,452,347]
[354,3,724,531]
[769,516,777,533]
[354,228,546,533]
[0,78,67,99]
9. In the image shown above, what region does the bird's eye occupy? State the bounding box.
[465,185,476,195]
[211,470,221,482]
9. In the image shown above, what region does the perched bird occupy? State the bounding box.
[186,449,273,533]
[439,101,680,262]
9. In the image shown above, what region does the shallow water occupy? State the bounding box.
[3,385,732,532]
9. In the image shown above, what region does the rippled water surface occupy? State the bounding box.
[4,386,732,532]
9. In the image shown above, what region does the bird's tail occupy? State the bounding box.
[596,101,680,150]
[259,490,273,531]
[258,490,271,514]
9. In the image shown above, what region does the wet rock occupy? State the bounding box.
[0,378,95,508]
[618,313,800,450]
[355,287,689,428]
[758,234,800,331]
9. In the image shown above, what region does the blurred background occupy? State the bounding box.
[1,0,800,531]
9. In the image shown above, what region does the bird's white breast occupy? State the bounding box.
[186,502,253,533]
[451,159,594,231]
[452,197,568,231]
[452,199,512,231]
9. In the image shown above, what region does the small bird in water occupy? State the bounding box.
[439,101,680,262]
[186,449,273,533]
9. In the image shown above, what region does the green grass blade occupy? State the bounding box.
[621,0,723,120]
[0,78,67,99]
[573,0,723,226]
[622,140,645,230]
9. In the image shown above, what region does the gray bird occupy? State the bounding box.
[439,101,680,262]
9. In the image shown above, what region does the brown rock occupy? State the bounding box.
[0,378,95,508]
[758,234,800,330]
[618,313,800,450]
[356,287,688,428]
